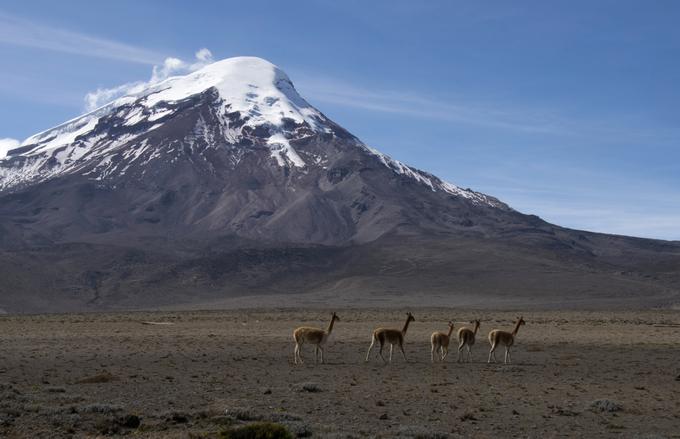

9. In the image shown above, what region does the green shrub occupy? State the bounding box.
[220,422,293,439]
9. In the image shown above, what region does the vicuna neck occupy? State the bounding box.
[327,316,336,334]
[447,325,454,337]
[473,323,480,336]
[402,316,412,335]
[512,320,522,336]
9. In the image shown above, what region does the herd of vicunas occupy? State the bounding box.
[293,312,526,365]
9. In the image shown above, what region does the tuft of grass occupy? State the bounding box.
[219,422,293,439]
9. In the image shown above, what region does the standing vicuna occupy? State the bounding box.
[430,321,455,362]
[488,316,526,364]
[293,312,340,365]
[366,312,415,363]
[457,319,481,362]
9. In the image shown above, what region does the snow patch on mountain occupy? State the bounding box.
[267,133,305,168]
[363,145,505,208]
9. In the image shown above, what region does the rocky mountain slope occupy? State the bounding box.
[1,57,678,313]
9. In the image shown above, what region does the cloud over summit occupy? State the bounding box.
[84,48,215,111]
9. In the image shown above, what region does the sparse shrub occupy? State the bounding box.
[80,403,123,414]
[45,386,66,393]
[269,413,302,423]
[397,425,449,438]
[76,371,118,384]
[95,416,121,435]
[225,408,261,421]
[119,414,141,428]
[219,422,293,439]
[166,411,190,423]
[589,399,623,413]
[459,412,477,422]
[287,422,312,437]
[292,382,321,393]
[205,413,233,426]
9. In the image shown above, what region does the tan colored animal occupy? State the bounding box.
[430,321,455,362]
[293,312,340,365]
[457,319,481,362]
[366,312,415,363]
[488,316,526,364]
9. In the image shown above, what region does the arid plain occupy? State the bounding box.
[1,308,680,438]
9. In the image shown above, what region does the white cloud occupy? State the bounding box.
[84,48,215,111]
[150,57,186,83]
[0,12,165,65]
[195,48,214,64]
[0,138,20,159]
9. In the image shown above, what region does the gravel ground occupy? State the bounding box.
[1,308,680,438]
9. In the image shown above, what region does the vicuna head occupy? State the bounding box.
[473,319,481,331]
[517,316,526,326]
[332,312,340,323]
[407,312,415,323]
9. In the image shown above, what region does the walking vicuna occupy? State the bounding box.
[293,312,340,365]
[430,321,455,362]
[488,316,525,364]
[457,319,480,362]
[366,312,415,363]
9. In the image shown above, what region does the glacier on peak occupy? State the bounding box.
[16,57,327,157]
[0,56,505,210]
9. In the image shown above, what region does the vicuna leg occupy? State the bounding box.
[366,337,375,362]
[458,343,464,362]
[378,342,387,363]
[296,342,305,364]
[389,344,394,363]
[399,343,407,362]
[505,347,511,364]
[441,346,448,361]
[466,345,472,362]
[319,345,324,364]
[488,343,496,363]
[294,343,300,365]
[431,343,436,363]
[314,345,319,364]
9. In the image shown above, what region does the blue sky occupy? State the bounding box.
[0,0,678,240]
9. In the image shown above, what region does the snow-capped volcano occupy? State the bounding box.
[0,57,502,209]
[2,56,680,314]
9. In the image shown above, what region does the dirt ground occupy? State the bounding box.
[1,308,680,438]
